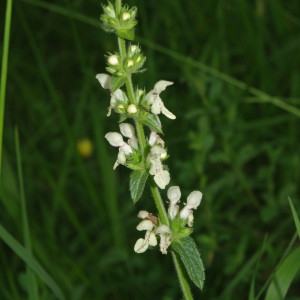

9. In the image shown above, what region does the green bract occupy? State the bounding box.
[100,1,137,40]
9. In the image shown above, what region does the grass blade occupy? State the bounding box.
[0,223,66,300]
[265,247,300,300]
[0,0,13,180]
[15,127,39,299]
[289,197,300,239]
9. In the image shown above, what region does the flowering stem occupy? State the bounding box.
[172,251,193,300]
[117,36,169,225]
[149,183,169,226]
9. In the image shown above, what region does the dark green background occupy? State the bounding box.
[1,0,300,299]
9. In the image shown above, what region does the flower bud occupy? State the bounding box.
[127,59,134,67]
[108,55,119,65]
[127,104,137,114]
[122,12,131,21]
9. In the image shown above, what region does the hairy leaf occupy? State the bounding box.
[140,114,162,133]
[111,76,126,92]
[130,170,148,203]
[172,236,205,290]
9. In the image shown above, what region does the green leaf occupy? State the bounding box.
[265,247,300,300]
[116,29,134,41]
[0,223,65,300]
[289,197,300,239]
[140,114,162,133]
[172,236,205,290]
[111,76,126,92]
[130,170,149,203]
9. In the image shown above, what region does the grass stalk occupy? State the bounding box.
[15,127,39,299]
[0,0,13,181]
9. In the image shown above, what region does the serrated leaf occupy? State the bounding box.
[117,29,135,41]
[172,236,205,290]
[140,114,162,133]
[130,170,149,203]
[265,247,300,300]
[111,76,126,92]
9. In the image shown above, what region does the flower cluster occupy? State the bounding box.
[167,186,202,227]
[134,210,172,254]
[134,186,202,254]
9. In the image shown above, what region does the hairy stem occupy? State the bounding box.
[172,251,193,300]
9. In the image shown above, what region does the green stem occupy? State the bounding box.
[0,0,13,181]
[172,251,193,300]
[115,0,122,15]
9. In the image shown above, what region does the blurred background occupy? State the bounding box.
[1,0,300,299]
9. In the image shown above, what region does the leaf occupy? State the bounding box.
[140,114,162,133]
[111,76,126,92]
[172,236,205,290]
[289,197,300,239]
[0,223,65,300]
[130,170,149,203]
[265,247,300,300]
[116,29,134,41]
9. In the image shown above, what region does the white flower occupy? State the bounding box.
[137,210,150,219]
[119,123,138,149]
[134,219,157,254]
[149,145,170,189]
[180,190,202,226]
[149,131,165,148]
[155,225,172,254]
[167,186,181,219]
[96,73,126,116]
[145,80,176,119]
[186,191,202,209]
[105,132,132,169]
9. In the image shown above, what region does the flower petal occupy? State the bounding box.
[134,238,149,253]
[154,80,173,94]
[154,170,170,189]
[186,191,202,209]
[167,186,181,203]
[96,73,111,89]
[151,99,162,115]
[161,105,176,119]
[137,220,154,231]
[119,123,136,138]
[148,232,158,246]
[105,132,124,147]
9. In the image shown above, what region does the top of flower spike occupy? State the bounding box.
[101,1,138,41]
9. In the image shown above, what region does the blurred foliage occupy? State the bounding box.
[1,0,300,299]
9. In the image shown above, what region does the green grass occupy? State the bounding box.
[1,0,300,299]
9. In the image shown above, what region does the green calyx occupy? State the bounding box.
[101,1,138,40]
